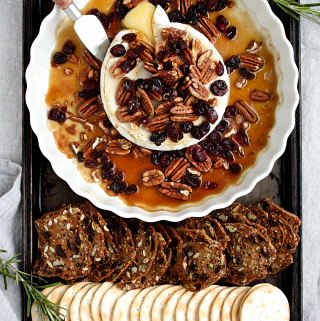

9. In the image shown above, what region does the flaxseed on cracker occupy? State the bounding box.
[33,213,93,280]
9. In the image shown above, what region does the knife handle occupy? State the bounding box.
[52,0,73,9]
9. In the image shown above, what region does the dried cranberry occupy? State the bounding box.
[163,60,173,70]
[196,2,208,15]
[193,100,207,116]
[199,138,210,150]
[216,14,228,26]
[103,117,113,129]
[148,78,163,91]
[185,175,201,188]
[102,155,112,166]
[53,52,68,64]
[229,163,242,174]
[199,122,210,136]
[227,26,237,39]
[157,50,170,62]
[166,125,183,143]
[191,145,207,162]
[113,171,125,181]
[216,0,228,11]
[135,78,148,89]
[178,37,188,51]
[141,116,149,125]
[222,150,234,162]
[180,63,190,75]
[83,79,97,92]
[134,45,146,55]
[203,181,219,190]
[123,79,135,92]
[160,154,171,168]
[109,12,122,22]
[85,160,99,168]
[79,89,99,99]
[126,49,138,59]
[191,127,201,140]
[239,68,255,80]
[99,13,111,29]
[127,97,141,116]
[126,185,138,194]
[168,10,186,23]
[236,128,250,146]
[209,130,222,143]
[205,108,218,124]
[115,0,128,17]
[122,33,137,42]
[120,58,137,73]
[77,152,85,163]
[216,120,229,133]
[222,138,238,151]
[175,148,186,157]
[210,80,228,96]
[150,151,162,166]
[207,0,218,11]
[102,167,114,180]
[225,55,240,74]
[224,105,237,118]
[186,7,199,25]
[48,107,66,123]
[163,87,177,102]
[158,0,169,10]
[215,61,224,76]
[150,131,160,143]
[87,8,100,16]
[63,40,76,54]
[110,44,126,57]
[111,181,128,193]
[170,41,182,55]
[216,23,227,32]
[156,133,168,146]
[180,121,194,133]
[91,150,104,160]
[207,142,223,156]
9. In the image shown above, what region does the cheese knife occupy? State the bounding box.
[52,0,110,61]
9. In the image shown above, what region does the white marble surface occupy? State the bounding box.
[0,0,319,319]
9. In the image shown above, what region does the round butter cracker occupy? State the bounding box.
[80,283,102,321]
[199,286,226,321]
[163,287,187,321]
[92,282,114,321]
[175,291,194,321]
[101,284,126,321]
[210,287,236,321]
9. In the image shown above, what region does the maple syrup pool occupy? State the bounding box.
[45,0,280,212]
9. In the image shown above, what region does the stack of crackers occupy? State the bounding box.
[33,198,300,291]
[31,282,290,321]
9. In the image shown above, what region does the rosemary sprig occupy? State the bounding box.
[270,0,320,24]
[0,249,64,321]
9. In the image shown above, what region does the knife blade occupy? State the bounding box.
[52,0,110,61]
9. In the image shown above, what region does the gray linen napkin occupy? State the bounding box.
[0,159,22,320]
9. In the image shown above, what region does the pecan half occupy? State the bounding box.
[246,40,263,53]
[189,79,209,100]
[106,139,131,155]
[144,62,162,74]
[91,170,100,183]
[82,137,103,158]
[116,77,133,106]
[165,158,190,181]
[83,50,102,70]
[129,40,155,62]
[196,18,220,43]
[236,76,247,89]
[136,88,155,115]
[251,89,275,102]
[76,97,98,118]
[197,50,213,70]
[235,100,258,123]
[80,67,91,86]
[132,147,152,159]
[123,0,144,8]
[222,125,237,138]
[170,114,199,122]
[155,98,183,114]
[161,28,188,42]
[70,142,80,155]
[145,113,171,132]
[68,115,86,124]
[170,105,194,114]
[116,106,143,123]
[159,182,192,201]
[200,59,217,85]
[83,122,95,132]
[240,53,264,72]
[142,169,165,186]
[186,145,212,172]
[175,0,191,15]
[183,48,196,65]
[213,157,229,169]
[147,90,163,102]
[184,94,196,105]
[191,38,203,61]
[153,69,183,84]
[187,167,201,177]
[189,65,201,80]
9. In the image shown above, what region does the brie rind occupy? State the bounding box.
[101,6,229,151]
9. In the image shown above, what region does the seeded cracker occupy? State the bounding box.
[222,223,276,285]
[175,228,226,292]
[116,222,158,289]
[104,216,135,282]
[33,213,93,280]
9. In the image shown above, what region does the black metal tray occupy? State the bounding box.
[22,1,302,320]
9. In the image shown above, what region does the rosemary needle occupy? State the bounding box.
[270,0,320,24]
[0,249,65,321]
